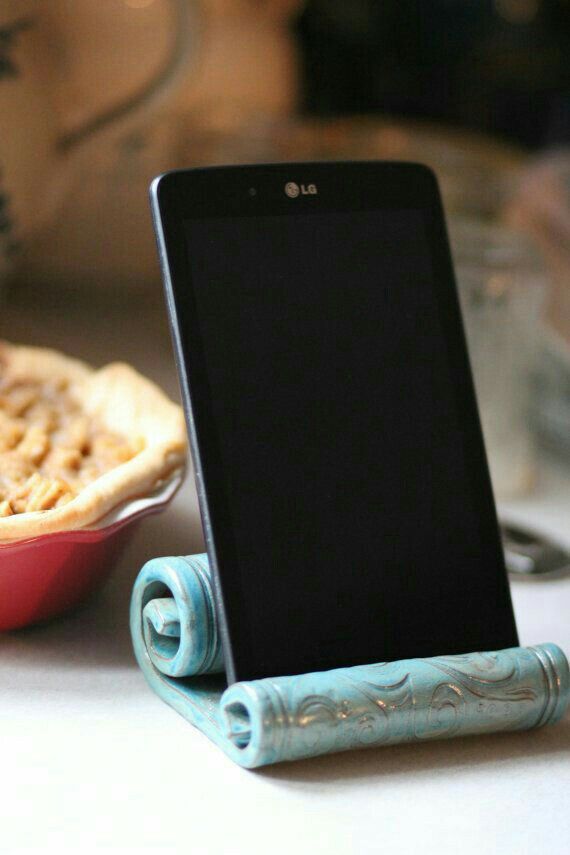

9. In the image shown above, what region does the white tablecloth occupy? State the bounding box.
[1,290,569,854]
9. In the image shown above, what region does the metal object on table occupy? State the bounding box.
[502,522,570,578]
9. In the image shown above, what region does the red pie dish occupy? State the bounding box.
[0,342,187,630]
[0,473,183,630]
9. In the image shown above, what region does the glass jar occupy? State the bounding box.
[449,217,547,499]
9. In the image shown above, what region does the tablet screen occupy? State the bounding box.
[182,204,517,678]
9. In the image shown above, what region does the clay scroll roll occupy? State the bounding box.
[130,554,569,768]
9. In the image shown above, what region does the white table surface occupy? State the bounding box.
[1,289,569,855]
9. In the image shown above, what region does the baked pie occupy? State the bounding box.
[0,342,186,542]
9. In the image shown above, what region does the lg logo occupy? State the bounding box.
[284,182,318,198]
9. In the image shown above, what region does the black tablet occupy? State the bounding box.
[151,161,518,683]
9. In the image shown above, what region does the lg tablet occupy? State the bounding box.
[151,161,518,683]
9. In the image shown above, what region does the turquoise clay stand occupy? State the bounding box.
[130,554,570,769]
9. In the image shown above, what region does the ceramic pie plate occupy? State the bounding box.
[0,468,184,631]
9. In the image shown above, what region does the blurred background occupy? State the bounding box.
[1,0,569,502]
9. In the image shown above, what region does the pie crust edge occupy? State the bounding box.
[0,342,187,542]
